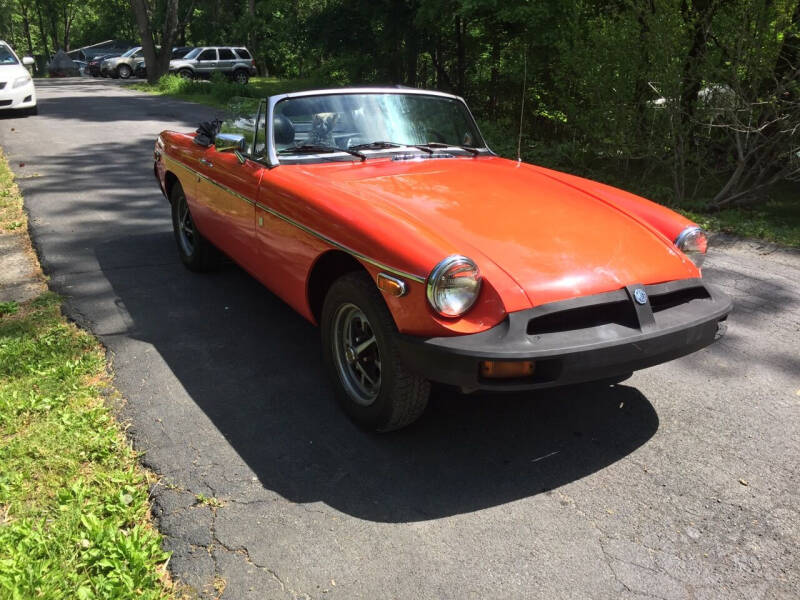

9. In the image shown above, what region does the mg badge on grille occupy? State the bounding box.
[633,288,648,305]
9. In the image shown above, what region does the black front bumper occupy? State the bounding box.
[396,278,732,392]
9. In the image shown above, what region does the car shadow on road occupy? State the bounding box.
[96,232,659,523]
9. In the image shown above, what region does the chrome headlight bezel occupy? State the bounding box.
[426,255,482,317]
[675,226,708,267]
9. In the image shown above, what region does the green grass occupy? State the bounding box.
[678,197,800,248]
[131,75,799,248]
[128,74,331,111]
[0,154,178,599]
[0,149,25,233]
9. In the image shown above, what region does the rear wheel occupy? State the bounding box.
[117,64,132,79]
[170,183,215,272]
[233,69,249,85]
[321,272,430,432]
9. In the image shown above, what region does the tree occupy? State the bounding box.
[129,0,191,83]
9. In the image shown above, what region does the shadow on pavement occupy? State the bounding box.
[96,232,659,522]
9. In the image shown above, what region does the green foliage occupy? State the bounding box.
[3,0,798,231]
[130,74,331,109]
[0,291,175,599]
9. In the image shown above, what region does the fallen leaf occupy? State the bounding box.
[739,479,749,486]
[18,162,24,167]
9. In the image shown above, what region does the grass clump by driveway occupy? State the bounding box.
[0,152,176,599]
[129,73,329,110]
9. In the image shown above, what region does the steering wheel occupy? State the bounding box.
[426,129,446,144]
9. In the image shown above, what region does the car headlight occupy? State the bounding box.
[12,74,31,88]
[675,226,708,267]
[426,255,481,317]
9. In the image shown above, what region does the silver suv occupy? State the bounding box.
[101,46,142,79]
[169,47,256,84]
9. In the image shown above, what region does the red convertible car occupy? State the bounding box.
[154,87,732,431]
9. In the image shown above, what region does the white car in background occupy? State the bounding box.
[0,41,36,116]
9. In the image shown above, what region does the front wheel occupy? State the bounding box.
[321,272,430,432]
[170,183,215,272]
[117,64,132,79]
[178,69,194,80]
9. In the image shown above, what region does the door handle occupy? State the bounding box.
[199,158,213,167]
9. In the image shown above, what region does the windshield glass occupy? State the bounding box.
[121,47,140,58]
[273,93,485,159]
[183,48,201,59]
[0,45,19,65]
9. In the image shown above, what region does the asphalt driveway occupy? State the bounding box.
[1,79,798,599]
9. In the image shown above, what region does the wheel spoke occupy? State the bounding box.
[354,362,376,387]
[353,336,376,356]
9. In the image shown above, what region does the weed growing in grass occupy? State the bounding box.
[0,301,18,317]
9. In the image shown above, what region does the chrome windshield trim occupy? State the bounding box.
[165,158,425,283]
[265,87,493,167]
[253,200,426,283]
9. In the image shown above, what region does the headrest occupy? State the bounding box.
[273,114,295,145]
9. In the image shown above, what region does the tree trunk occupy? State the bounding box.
[455,16,466,95]
[48,11,60,52]
[130,0,181,83]
[20,2,35,58]
[35,1,50,59]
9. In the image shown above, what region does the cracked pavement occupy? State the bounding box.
[1,79,798,599]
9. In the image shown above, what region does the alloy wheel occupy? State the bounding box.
[332,303,381,406]
[177,195,196,257]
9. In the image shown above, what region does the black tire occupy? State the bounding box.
[178,68,194,80]
[321,272,430,432]
[233,69,249,85]
[170,183,215,272]
[117,64,132,79]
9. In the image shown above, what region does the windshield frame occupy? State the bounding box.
[264,88,492,167]
[182,48,202,60]
[120,46,141,58]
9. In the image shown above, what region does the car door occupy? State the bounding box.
[192,144,263,274]
[216,48,236,75]
[195,48,217,76]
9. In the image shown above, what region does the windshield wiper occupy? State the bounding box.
[423,142,481,156]
[349,141,434,154]
[278,143,366,161]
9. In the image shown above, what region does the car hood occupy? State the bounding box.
[308,156,698,306]
[0,63,30,82]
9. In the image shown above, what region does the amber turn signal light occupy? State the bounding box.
[377,273,408,297]
[480,360,535,379]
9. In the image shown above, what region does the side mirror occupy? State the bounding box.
[22,56,34,66]
[215,132,246,153]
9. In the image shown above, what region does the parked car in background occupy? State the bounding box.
[87,53,118,77]
[133,46,193,78]
[101,46,143,79]
[0,41,36,116]
[153,87,732,431]
[169,46,256,84]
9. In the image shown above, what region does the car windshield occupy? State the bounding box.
[0,45,19,65]
[183,48,201,59]
[273,92,485,161]
[121,47,140,58]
